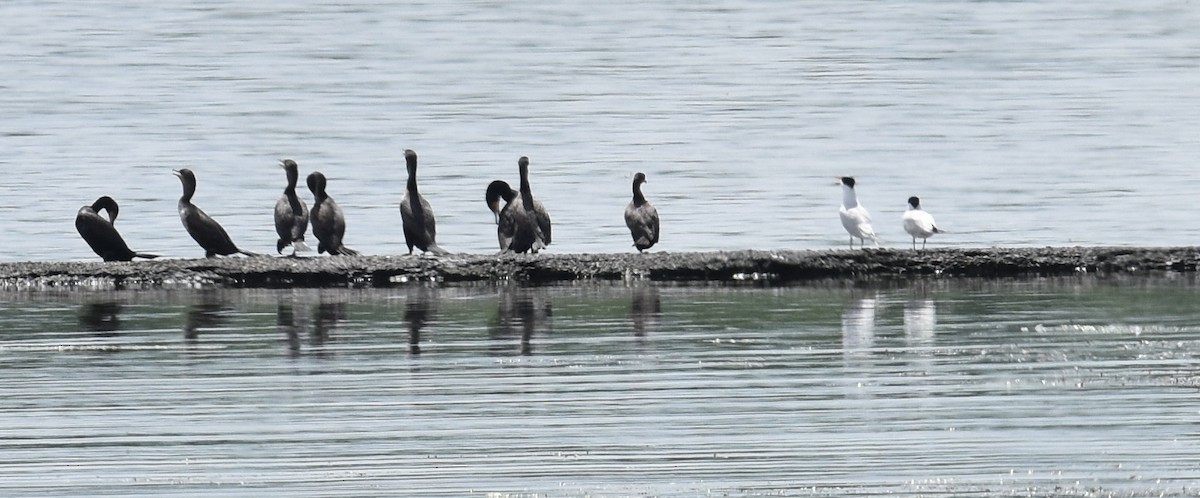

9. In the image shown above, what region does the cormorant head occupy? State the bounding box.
[907,196,920,209]
[839,176,856,188]
[404,149,418,176]
[279,159,299,185]
[633,172,647,185]
[91,196,119,222]
[173,168,198,195]
[306,171,327,197]
[485,180,515,222]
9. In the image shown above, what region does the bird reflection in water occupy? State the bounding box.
[311,299,346,351]
[275,292,345,357]
[629,284,661,338]
[79,300,122,336]
[489,286,552,355]
[841,293,878,361]
[903,298,937,346]
[277,301,303,358]
[404,287,438,356]
[183,291,229,344]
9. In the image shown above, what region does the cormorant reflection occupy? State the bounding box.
[629,285,661,338]
[184,291,229,343]
[277,301,302,357]
[404,287,438,356]
[312,299,346,347]
[79,301,122,336]
[489,286,552,355]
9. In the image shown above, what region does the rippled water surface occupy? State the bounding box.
[3,1,1200,261]
[1,276,1198,496]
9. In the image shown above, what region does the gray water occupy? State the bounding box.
[1,277,1198,496]
[4,1,1200,262]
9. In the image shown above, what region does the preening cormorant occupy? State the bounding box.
[75,196,159,261]
[307,171,359,256]
[624,172,659,252]
[399,149,449,255]
[174,168,259,258]
[902,196,942,250]
[485,156,551,254]
[274,159,310,256]
[838,176,879,249]
[485,180,519,252]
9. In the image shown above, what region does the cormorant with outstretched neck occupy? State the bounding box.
[174,168,259,258]
[75,196,159,262]
[485,180,519,252]
[624,172,659,252]
[307,171,359,256]
[274,159,310,256]
[485,157,551,254]
[399,149,449,255]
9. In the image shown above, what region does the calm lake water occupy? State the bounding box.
[0,276,1198,496]
[3,1,1200,261]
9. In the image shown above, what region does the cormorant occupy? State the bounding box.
[307,171,359,256]
[902,196,942,250]
[624,172,659,252]
[485,157,551,254]
[274,159,310,256]
[399,149,449,255]
[485,180,519,252]
[75,196,159,262]
[174,168,259,258]
[838,176,879,249]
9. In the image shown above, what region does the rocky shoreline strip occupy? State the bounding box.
[1,247,1197,290]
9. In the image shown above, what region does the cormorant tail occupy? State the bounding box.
[426,243,450,256]
[134,252,161,260]
[336,246,360,257]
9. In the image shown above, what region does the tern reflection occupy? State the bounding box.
[79,301,122,336]
[629,285,661,338]
[841,293,878,360]
[903,298,937,346]
[404,287,438,356]
[489,286,552,355]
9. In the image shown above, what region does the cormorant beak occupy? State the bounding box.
[172,169,182,178]
[278,160,286,169]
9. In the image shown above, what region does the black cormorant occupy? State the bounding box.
[307,171,359,256]
[485,180,519,252]
[274,159,310,256]
[399,149,449,255]
[518,156,552,253]
[624,172,659,252]
[75,196,159,262]
[484,157,551,254]
[174,168,259,258]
